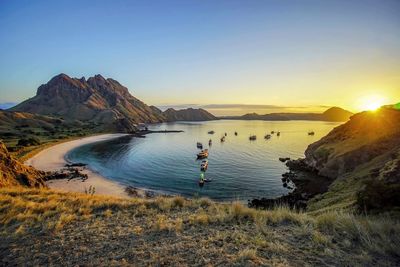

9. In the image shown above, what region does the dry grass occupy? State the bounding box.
[0,187,399,266]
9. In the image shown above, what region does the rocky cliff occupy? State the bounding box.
[0,141,45,187]
[297,106,400,212]
[11,74,165,132]
[162,108,217,121]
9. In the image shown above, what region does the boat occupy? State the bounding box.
[220,136,225,142]
[271,131,275,134]
[308,131,315,136]
[234,131,238,136]
[264,134,271,139]
[197,149,209,159]
[208,130,215,134]
[277,131,281,136]
[249,135,257,141]
[196,142,203,149]
[224,132,227,136]
[200,160,208,171]
[209,139,212,146]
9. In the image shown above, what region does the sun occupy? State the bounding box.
[357,95,385,111]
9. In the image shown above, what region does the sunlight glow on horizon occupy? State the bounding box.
[356,94,387,112]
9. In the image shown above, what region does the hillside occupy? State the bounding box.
[287,107,400,213]
[0,141,45,187]
[224,107,353,122]
[162,108,217,121]
[0,187,399,266]
[0,109,107,159]
[11,74,164,131]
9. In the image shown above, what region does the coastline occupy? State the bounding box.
[25,134,132,198]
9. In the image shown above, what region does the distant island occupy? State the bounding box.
[221,106,353,122]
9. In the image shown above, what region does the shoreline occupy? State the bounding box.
[25,134,133,198]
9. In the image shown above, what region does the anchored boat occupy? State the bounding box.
[200,160,208,171]
[249,135,257,141]
[197,149,209,159]
[196,142,203,149]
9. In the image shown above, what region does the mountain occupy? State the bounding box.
[224,107,353,122]
[10,74,164,132]
[0,141,45,187]
[292,106,400,213]
[162,108,217,121]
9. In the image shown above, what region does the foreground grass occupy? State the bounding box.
[0,187,399,266]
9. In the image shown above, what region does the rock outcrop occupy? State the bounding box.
[0,141,45,187]
[11,74,165,132]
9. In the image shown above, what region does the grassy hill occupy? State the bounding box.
[302,107,400,213]
[0,187,399,266]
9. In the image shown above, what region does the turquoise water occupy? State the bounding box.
[67,120,340,201]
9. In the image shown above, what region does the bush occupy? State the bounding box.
[16,137,40,147]
[357,179,400,213]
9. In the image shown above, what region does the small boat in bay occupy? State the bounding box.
[220,136,225,142]
[308,131,315,136]
[197,149,209,159]
[200,160,208,171]
[249,135,256,141]
[208,130,215,134]
[264,134,271,139]
[196,142,203,149]
[277,131,281,136]
[209,139,212,146]
[271,131,275,134]
[234,131,238,136]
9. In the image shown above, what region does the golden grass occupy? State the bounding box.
[0,186,399,262]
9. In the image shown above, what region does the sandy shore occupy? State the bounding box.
[25,134,131,198]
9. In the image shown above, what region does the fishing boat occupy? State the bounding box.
[277,131,281,136]
[249,135,257,141]
[234,131,238,136]
[220,136,225,142]
[264,134,271,139]
[308,131,315,136]
[200,160,208,171]
[224,132,227,136]
[197,149,209,159]
[209,139,212,146]
[196,142,203,149]
[208,130,215,134]
[271,131,275,134]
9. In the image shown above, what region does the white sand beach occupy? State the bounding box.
[25,134,131,198]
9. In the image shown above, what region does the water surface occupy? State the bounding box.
[67,120,340,200]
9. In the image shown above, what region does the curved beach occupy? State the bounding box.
[25,134,130,198]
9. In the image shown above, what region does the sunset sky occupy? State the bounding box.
[0,0,399,115]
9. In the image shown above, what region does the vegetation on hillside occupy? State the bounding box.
[0,187,399,266]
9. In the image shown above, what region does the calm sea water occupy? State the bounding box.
[67,120,340,201]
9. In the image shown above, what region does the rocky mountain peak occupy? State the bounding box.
[11,74,165,129]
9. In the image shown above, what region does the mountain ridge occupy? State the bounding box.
[222,107,353,122]
[10,73,165,132]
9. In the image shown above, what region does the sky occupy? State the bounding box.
[0,0,399,115]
